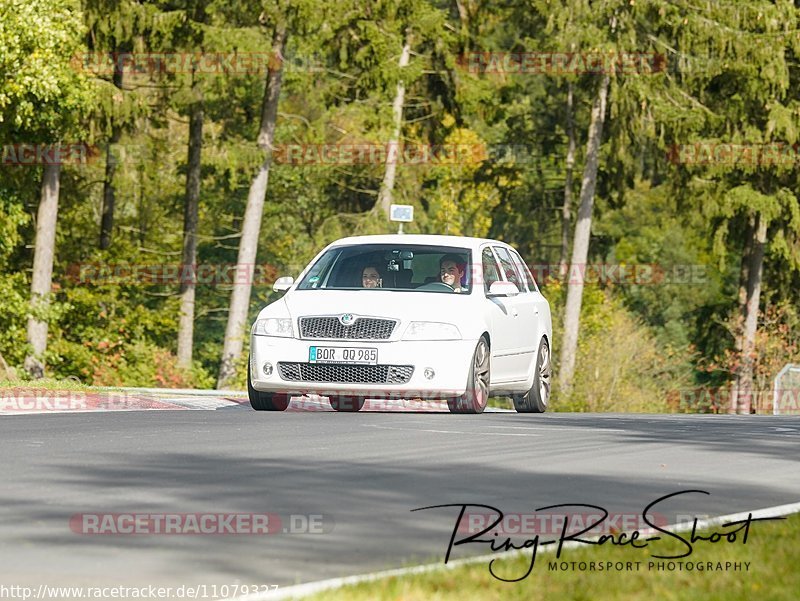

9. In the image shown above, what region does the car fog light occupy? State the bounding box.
[424,368,435,380]
[263,362,273,376]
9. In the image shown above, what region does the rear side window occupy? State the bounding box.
[509,249,538,292]
[493,246,524,291]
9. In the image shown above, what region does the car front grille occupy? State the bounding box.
[299,316,396,340]
[278,362,414,384]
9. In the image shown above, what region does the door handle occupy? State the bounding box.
[512,308,519,317]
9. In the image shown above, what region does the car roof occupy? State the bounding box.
[326,234,510,251]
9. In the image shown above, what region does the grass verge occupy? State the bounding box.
[302,511,800,601]
[0,377,90,391]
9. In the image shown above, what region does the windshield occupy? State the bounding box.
[296,244,473,294]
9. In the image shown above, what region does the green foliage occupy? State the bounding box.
[690,300,800,413]
[0,273,30,367]
[427,125,500,236]
[0,190,28,268]
[595,180,725,352]
[0,0,95,139]
[546,278,695,413]
[45,284,213,387]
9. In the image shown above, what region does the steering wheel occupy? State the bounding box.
[416,281,455,292]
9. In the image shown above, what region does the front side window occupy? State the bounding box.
[482,247,501,293]
[296,244,473,294]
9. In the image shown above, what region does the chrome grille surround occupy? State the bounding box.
[299,316,397,340]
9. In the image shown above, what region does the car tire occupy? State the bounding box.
[329,396,365,412]
[247,361,290,411]
[512,337,551,413]
[448,336,490,414]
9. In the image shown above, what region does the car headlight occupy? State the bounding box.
[402,321,462,341]
[252,318,294,338]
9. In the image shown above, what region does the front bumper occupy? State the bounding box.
[250,335,476,398]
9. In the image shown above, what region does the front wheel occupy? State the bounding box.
[512,338,551,413]
[248,361,290,411]
[448,337,490,414]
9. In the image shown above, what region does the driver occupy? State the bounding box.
[439,254,466,292]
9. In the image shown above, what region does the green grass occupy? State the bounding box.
[302,512,800,601]
[0,377,91,391]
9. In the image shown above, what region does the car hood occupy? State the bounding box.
[281,289,473,325]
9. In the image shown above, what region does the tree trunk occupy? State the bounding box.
[24,159,62,378]
[0,351,15,380]
[100,66,124,250]
[454,0,470,52]
[735,214,755,348]
[733,213,767,414]
[559,81,576,280]
[100,126,121,249]
[177,82,204,370]
[557,75,610,395]
[137,163,147,247]
[376,34,411,218]
[217,26,286,389]
[729,214,755,412]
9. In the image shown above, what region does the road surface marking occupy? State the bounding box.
[362,424,539,436]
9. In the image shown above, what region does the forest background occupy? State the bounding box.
[2,0,799,413]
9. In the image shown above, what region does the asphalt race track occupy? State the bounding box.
[2,395,799,595]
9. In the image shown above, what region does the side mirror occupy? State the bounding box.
[273,276,294,292]
[488,280,520,297]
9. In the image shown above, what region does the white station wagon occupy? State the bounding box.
[248,234,552,414]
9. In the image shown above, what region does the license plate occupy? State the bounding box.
[309,346,378,365]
